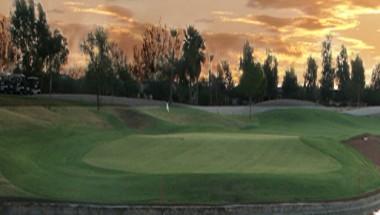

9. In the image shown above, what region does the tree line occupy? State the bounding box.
[2,0,380,108]
[6,0,69,95]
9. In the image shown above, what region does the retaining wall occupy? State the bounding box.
[2,191,380,215]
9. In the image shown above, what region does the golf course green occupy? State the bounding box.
[1,96,380,204]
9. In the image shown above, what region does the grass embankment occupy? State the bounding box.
[0,96,380,204]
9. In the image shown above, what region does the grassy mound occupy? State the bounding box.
[0,96,380,204]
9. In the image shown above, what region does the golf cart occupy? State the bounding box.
[0,74,8,93]
[8,74,26,94]
[25,76,41,95]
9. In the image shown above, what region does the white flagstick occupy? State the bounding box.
[166,102,170,113]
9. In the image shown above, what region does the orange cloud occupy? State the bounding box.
[2,0,380,82]
[247,0,380,16]
[69,4,134,22]
[53,19,148,68]
[204,32,302,58]
[252,15,327,30]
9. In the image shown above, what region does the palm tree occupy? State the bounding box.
[182,26,205,104]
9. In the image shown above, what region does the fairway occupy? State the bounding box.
[84,133,340,174]
[1,99,380,204]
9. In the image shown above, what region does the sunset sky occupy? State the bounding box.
[2,0,380,83]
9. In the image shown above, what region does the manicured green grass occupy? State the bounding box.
[0,98,380,204]
[84,133,340,174]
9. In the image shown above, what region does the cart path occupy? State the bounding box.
[35,94,380,116]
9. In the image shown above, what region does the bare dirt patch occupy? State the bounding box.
[346,134,380,167]
[256,99,321,107]
[114,108,156,130]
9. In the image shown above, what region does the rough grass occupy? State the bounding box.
[0,96,380,204]
[0,95,84,106]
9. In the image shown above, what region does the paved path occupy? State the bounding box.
[191,105,380,116]
[344,106,380,116]
[189,105,335,115]
[35,94,380,116]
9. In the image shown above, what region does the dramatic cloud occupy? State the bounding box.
[202,31,305,81]
[49,9,65,14]
[63,2,85,7]
[52,20,148,67]
[252,15,327,30]
[195,18,216,24]
[68,4,134,22]
[245,0,380,34]
[2,0,380,81]
[107,24,145,56]
[52,22,93,67]
[205,32,302,58]
[246,0,380,16]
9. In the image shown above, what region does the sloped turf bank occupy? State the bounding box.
[0,104,379,204]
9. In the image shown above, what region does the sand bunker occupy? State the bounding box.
[346,134,380,167]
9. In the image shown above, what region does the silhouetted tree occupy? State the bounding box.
[0,18,7,71]
[304,56,318,101]
[210,62,227,105]
[208,54,214,105]
[320,35,335,104]
[263,51,278,99]
[371,64,380,90]
[182,26,205,104]
[132,25,182,102]
[221,60,234,92]
[351,55,365,106]
[109,42,137,96]
[365,64,380,105]
[167,29,182,104]
[282,67,299,99]
[208,60,233,105]
[81,27,113,110]
[132,24,170,81]
[0,17,17,72]
[336,45,350,103]
[239,41,266,119]
[46,30,69,95]
[10,0,51,77]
